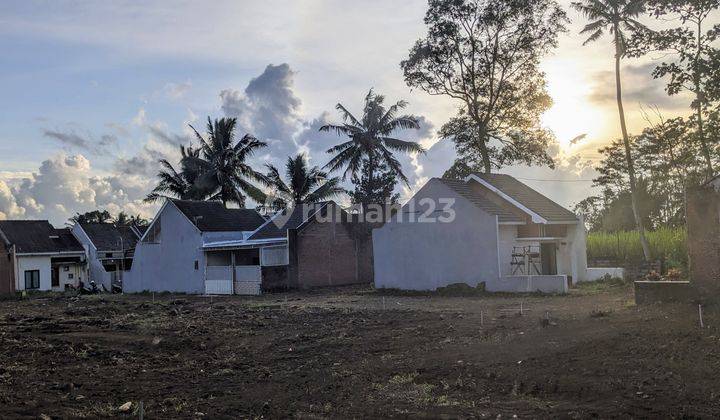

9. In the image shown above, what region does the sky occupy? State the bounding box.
[0,0,704,225]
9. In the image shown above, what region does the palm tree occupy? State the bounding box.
[115,212,149,227]
[572,0,651,261]
[320,89,425,205]
[144,145,206,203]
[263,154,345,211]
[185,117,268,208]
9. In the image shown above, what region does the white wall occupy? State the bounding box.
[16,256,52,291]
[124,202,206,293]
[71,224,112,289]
[373,178,501,291]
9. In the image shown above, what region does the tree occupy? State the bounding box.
[631,0,720,178]
[320,90,425,206]
[573,0,651,261]
[145,145,206,203]
[186,117,268,208]
[348,159,401,205]
[263,154,345,211]
[69,210,113,225]
[401,0,567,174]
[115,212,149,227]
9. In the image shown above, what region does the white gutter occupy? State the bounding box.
[464,174,548,224]
[15,251,86,257]
[202,237,287,250]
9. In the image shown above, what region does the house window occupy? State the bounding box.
[261,246,289,266]
[144,216,162,243]
[194,260,199,270]
[68,274,74,280]
[24,270,40,290]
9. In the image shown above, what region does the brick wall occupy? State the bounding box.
[0,246,15,295]
[294,215,372,288]
[687,184,720,300]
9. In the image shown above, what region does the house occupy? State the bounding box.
[200,201,373,294]
[71,222,146,291]
[123,199,266,294]
[372,174,589,293]
[0,220,87,293]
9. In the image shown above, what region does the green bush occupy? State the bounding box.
[587,227,687,268]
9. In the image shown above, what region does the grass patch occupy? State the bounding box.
[587,227,687,269]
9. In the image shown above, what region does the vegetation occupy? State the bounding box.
[263,153,345,211]
[321,89,424,206]
[402,0,568,176]
[586,227,687,268]
[68,210,148,227]
[145,145,206,203]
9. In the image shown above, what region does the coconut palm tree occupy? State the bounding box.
[263,153,345,211]
[185,117,268,208]
[320,89,425,204]
[144,145,206,203]
[572,0,651,261]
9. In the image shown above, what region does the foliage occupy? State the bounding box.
[348,159,400,205]
[145,145,207,203]
[321,89,424,206]
[185,117,269,207]
[115,212,149,227]
[262,153,345,211]
[586,227,687,268]
[69,210,113,225]
[402,0,567,173]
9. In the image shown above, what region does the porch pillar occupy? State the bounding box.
[231,251,236,295]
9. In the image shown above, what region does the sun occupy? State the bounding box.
[541,59,605,151]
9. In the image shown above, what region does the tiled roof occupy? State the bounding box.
[437,179,524,223]
[249,202,329,240]
[0,221,84,254]
[471,173,578,223]
[170,200,265,232]
[80,223,141,251]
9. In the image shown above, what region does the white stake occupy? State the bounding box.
[520,302,524,316]
[152,292,155,303]
[699,304,704,328]
[382,296,386,311]
[480,310,484,326]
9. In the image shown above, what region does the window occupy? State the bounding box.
[194,260,199,270]
[261,246,289,266]
[68,274,74,280]
[144,216,162,243]
[24,270,40,290]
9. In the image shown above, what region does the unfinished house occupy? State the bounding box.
[201,201,373,294]
[0,221,87,293]
[123,199,266,294]
[71,223,146,291]
[373,174,588,293]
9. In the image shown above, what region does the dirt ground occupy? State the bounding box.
[1,281,720,419]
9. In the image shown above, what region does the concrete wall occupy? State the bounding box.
[16,256,52,291]
[373,178,500,291]
[124,202,206,293]
[586,267,625,281]
[71,224,113,290]
[494,275,568,293]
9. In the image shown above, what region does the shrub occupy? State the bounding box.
[587,227,687,269]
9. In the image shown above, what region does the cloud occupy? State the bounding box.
[161,80,192,100]
[43,128,118,155]
[588,63,691,111]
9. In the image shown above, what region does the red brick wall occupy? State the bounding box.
[295,215,371,288]
[0,246,15,295]
[687,185,720,300]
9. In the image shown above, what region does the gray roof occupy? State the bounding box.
[437,179,523,223]
[170,200,265,232]
[0,221,84,254]
[80,223,141,251]
[249,202,330,240]
[471,173,578,223]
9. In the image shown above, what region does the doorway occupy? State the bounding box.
[540,243,557,275]
[51,266,60,287]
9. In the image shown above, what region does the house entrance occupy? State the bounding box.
[540,243,557,275]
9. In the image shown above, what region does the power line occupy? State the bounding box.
[514,177,595,183]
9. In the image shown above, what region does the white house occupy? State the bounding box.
[71,222,146,291]
[123,199,266,294]
[0,220,87,293]
[373,174,589,293]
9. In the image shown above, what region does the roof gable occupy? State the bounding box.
[436,178,524,223]
[467,173,578,223]
[79,223,141,251]
[169,200,265,232]
[0,220,84,254]
[249,202,331,240]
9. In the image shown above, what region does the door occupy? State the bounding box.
[51,266,60,288]
[540,243,557,275]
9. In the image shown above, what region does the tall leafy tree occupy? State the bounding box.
[401,0,567,174]
[573,0,651,261]
[115,212,149,227]
[631,0,720,177]
[263,154,345,210]
[186,117,268,208]
[320,90,425,206]
[69,210,113,225]
[145,145,206,203]
[348,159,401,205]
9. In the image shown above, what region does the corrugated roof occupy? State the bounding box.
[471,173,578,223]
[249,202,329,240]
[170,200,265,232]
[437,178,524,223]
[80,223,141,251]
[0,221,84,254]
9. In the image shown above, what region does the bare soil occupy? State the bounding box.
[1,282,720,419]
